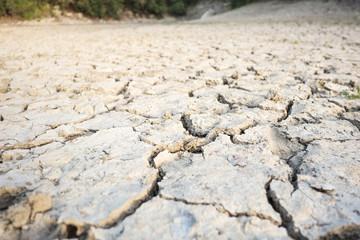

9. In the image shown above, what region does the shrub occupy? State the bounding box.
[4,0,48,19]
[0,0,196,19]
[104,0,123,18]
[71,0,124,18]
[168,0,186,16]
[124,0,145,14]
[48,0,74,11]
[231,0,254,9]
[342,86,360,100]
[145,0,167,17]
[0,0,6,16]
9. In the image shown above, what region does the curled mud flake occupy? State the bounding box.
[163,111,172,120]
[227,154,248,167]
[231,71,239,80]
[310,182,335,194]
[266,90,282,102]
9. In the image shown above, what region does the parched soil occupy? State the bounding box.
[0,1,360,239]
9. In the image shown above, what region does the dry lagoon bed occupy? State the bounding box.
[0,1,360,239]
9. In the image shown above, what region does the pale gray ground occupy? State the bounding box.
[0,1,360,239]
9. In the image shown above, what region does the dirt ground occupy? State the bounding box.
[0,1,360,239]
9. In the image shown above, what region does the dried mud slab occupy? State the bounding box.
[1,0,360,239]
[89,197,290,240]
[158,134,291,222]
[268,140,360,239]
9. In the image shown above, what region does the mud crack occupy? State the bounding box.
[287,145,309,193]
[216,205,281,226]
[217,94,235,110]
[277,100,294,122]
[0,139,56,150]
[52,170,161,239]
[160,195,281,226]
[117,79,131,98]
[265,179,308,240]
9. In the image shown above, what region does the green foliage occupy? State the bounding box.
[0,0,196,19]
[230,0,253,9]
[48,0,73,11]
[3,0,49,19]
[167,0,185,16]
[342,86,360,100]
[0,0,6,16]
[124,0,145,13]
[146,0,167,17]
[73,0,123,18]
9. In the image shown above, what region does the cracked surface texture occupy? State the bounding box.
[1,0,360,239]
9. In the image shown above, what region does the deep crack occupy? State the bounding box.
[160,195,281,226]
[117,79,131,98]
[217,94,234,110]
[159,195,213,206]
[216,205,281,226]
[265,179,309,240]
[278,100,294,122]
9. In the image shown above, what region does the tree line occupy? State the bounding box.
[0,0,196,19]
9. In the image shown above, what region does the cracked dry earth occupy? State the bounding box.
[1,9,360,240]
